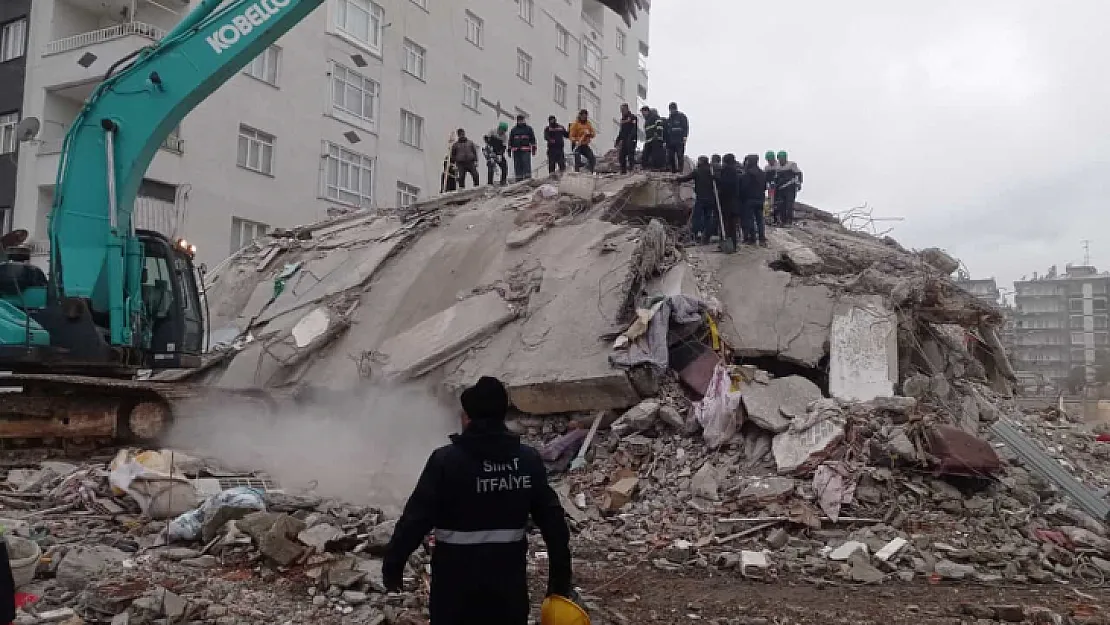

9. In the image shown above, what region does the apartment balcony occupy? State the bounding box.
[39,22,166,89]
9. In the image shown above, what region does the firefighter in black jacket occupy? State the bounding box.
[640,106,664,171]
[664,102,689,173]
[615,103,638,174]
[383,376,572,625]
[508,115,538,181]
[543,116,570,175]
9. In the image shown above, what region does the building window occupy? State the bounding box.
[1096,315,1109,330]
[403,39,427,80]
[1071,332,1085,345]
[1070,298,1084,313]
[553,77,567,107]
[244,46,281,85]
[582,40,602,77]
[0,112,18,155]
[1096,298,1108,313]
[578,86,600,121]
[555,24,569,54]
[0,19,27,63]
[237,125,275,175]
[637,83,648,100]
[230,217,270,254]
[331,62,380,129]
[516,49,532,83]
[333,0,385,53]
[465,11,483,47]
[616,29,626,53]
[323,142,374,207]
[519,0,534,25]
[400,110,424,148]
[614,73,625,98]
[462,76,481,111]
[1071,315,1083,329]
[397,182,420,208]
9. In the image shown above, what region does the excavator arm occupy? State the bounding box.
[49,0,326,350]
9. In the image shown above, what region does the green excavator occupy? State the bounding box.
[0,0,645,443]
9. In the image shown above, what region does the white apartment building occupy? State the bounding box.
[13,0,652,266]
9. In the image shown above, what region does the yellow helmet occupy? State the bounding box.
[541,595,591,625]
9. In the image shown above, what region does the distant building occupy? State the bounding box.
[1012,264,1110,389]
[957,278,1002,305]
[956,276,1015,373]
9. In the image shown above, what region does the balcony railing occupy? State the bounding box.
[38,134,183,156]
[44,21,166,57]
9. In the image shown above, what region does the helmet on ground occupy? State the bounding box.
[498,122,509,132]
[541,595,591,625]
[776,150,788,159]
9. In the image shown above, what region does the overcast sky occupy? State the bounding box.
[647,0,1110,293]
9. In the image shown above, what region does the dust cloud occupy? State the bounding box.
[165,384,459,513]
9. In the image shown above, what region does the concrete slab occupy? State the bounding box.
[829,296,898,402]
[742,376,823,433]
[558,173,597,200]
[377,292,517,380]
[712,255,835,367]
[506,225,544,248]
[767,230,823,276]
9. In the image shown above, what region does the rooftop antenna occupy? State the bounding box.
[1082,239,1092,266]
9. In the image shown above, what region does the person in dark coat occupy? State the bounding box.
[508,115,538,181]
[0,540,15,625]
[615,103,639,174]
[772,150,803,225]
[716,154,741,250]
[710,154,722,177]
[383,377,572,625]
[677,156,718,244]
[543,116,570,175]
[738,154,768,246]
[450,129,481,189]
[664,102,689,173]
[640,106,664,171]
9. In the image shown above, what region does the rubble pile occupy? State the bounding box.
[6,171,1110,622]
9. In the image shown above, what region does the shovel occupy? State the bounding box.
[711,179,734,254]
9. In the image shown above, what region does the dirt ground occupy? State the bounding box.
[560,565,1110,624]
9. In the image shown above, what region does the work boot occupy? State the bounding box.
[758,239,769,247]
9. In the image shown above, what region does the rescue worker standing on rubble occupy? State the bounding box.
[677,156,718,245]
[569,109,598,173]
[717,154,741,250]
[615,103,638,174]
[664,102,689,173]
[772,151,803,226]
[383,376,574,625]
[710,154,722,177]
[508,114,538,182]
[450,129,481,189]
[738,154,768,246]
[640,106,664,171]
[483,122,510,186]
[544,116,570,175]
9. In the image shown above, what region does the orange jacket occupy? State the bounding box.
[568,120,596,147]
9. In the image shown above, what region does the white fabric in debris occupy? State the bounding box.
[693,363,743,449]
[610,295,707,370]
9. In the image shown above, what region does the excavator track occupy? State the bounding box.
[0,373,283,447]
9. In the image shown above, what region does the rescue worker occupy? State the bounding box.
[383,376,573,625]
[640,106,664,171]
[508,114,538,182]
[615,103,638,174]
[543,116,570,175]
[450,129,481,189]
[763,151,780,224]
[664,102,689,173]
[483,122,510,186]
[568,109,597,173]
[716,154,741,251]
[676,156,718,245]
[773,151,803,226]
[738,154,768,246]
[710,154,722,177]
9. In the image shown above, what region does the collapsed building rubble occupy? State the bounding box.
[5,171,1110,623]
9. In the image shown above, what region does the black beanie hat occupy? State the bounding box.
[460,376,509,421]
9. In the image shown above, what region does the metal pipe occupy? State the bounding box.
[102,120,118,231]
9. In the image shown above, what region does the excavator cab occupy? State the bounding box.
[138,230,203,369]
